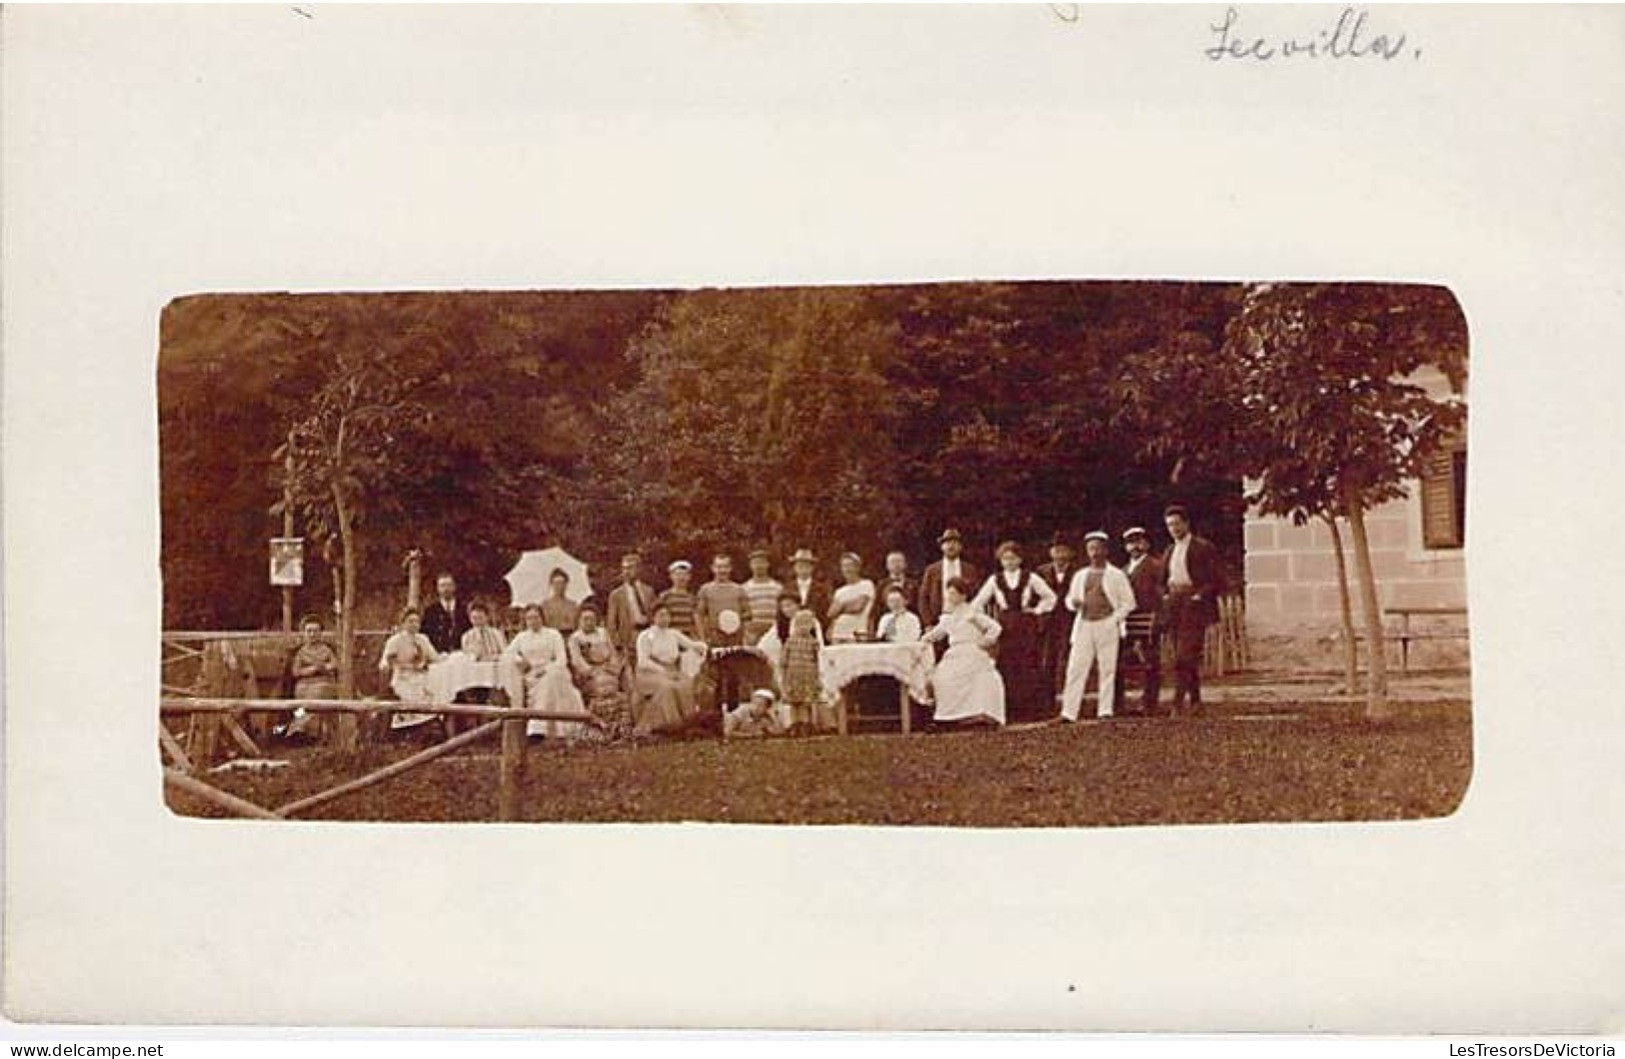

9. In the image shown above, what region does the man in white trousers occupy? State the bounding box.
[1059,531,1138,722]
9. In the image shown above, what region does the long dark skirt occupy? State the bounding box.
[997,611,1050,722]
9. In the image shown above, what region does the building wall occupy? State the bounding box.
[1244,490,1466,633]
[1242,366,1468,670]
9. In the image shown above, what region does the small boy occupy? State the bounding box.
[724,688,788,739]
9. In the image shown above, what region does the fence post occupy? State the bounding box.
[499,714,525,821]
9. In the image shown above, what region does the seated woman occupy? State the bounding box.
[922,577,1007,728]
[460,601,508,661]
[282,614,339,740]
[568,604,631,743]
[633,603,708,736]
[826,552,877,644]
[378,607,441,731]
[505,602,591,740]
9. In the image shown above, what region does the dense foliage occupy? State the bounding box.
[161,281,1460,632]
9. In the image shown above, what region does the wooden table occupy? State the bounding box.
[819,641,935,735]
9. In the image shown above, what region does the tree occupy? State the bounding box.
[1222,283,1467,719]
[554,287,904,572]
[279,335,425,698]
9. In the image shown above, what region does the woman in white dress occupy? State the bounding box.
[503,603,591,740]
[633,603,709,735]
[826,553,876,644]
[378,607,441,730]
[922,577,1006,727]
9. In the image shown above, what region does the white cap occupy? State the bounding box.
[668,560,692,573]
[1083,530,1110,544]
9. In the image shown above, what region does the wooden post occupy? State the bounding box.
[281,429,297,634]
[186,641,231,769]
[499,714,525,822]
[899,682,911,736]
[405,549,424,613]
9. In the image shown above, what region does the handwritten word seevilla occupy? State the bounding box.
[1205,6,1421,63]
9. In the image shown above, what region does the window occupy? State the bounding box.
[1420,438,1467,549]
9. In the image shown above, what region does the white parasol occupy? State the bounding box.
[503,547,593,607]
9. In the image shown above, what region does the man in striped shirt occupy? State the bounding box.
[742,548,783,645]
[658,560,700,638]
[695,553,752,644]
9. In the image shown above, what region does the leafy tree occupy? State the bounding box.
[1221,283,1467,718]
[279,333,426,696]
[552,287,905,575]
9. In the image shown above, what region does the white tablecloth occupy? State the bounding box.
[818,641,935,703]
[426,653,503,705]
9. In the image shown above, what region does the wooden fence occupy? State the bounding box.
[160,696,604,822]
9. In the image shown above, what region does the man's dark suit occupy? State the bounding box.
[1158,535,1225,709]
[420,598,471,654]
[918,559,983,630]
[1034,560,1078,704]
[1115,553,1166,714]
[788,576,834,628]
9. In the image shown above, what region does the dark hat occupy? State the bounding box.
[938,528,963,544]
[791,548,816,564]
[1049,530,1075,549]
[1163,503,1190,520]
[1122,526,1148,541]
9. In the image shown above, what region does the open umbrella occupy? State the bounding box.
[504,547,593,608]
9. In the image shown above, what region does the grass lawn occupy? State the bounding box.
[168,698,1472,827]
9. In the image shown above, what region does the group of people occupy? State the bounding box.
[356,503,1225,743]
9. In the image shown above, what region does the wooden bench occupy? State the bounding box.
[1383,606,1469,672]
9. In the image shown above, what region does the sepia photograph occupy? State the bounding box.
[157,280,1470,827]
[10,0,1624,1037]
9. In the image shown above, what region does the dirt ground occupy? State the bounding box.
[165,694,1472,828]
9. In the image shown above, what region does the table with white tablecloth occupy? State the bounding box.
[426,652,505,705]
[818,641,935,735]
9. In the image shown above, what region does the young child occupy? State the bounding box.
[781,607,824,734]
[724,688,788,739]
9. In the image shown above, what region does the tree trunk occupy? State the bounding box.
[1325,514,1359,696]
[333,483,358,701]
[1341,483,1390,720]
[406,551,423,612]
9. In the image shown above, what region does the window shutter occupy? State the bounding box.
[1421,447,1462,549]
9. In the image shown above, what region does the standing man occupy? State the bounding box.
[1159,504,1225,714]
[658,560,701,638]
[741,548,783,645]
[1059,531,1137,722]
[869,550,919,636]
[1115,526,1165,716]
[787,548,833,626]
[420,572,471,655]
[695,552,752,644]
[1035,530,1080,709]
[918,528,982,631]
[606,552,658,692]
